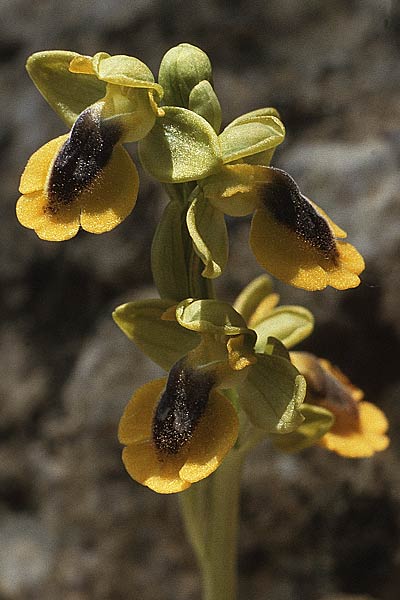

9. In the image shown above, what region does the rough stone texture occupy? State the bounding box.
[1,1,400,599]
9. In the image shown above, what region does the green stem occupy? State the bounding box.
[180,450,243,600]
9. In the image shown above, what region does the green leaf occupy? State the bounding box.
[219,115,285,164]
[239,352,306,433]
[151,201,191,301]
[270,404,334,452]
[254,306,314,351]
[176,299,255,339]
[189,80,222,133]
[138,106,222,183]
[113,299,199,371]
[26,51,106,126]
[158,43,213,108]
[233,274,274,322]
[186,194,228,279]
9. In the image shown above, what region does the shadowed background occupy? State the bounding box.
[1,1,399,599]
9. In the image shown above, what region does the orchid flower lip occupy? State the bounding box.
[46,104,123,213]
[152,358,216,455]
[260,167,339,263]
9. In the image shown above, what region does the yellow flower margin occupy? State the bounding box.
[119,378,239,494]
[16,134,138,241]
[291,352,389,457]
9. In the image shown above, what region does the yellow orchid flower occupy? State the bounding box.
[16,51,163,241]
[290,352,389,457]
[201,163,365,291]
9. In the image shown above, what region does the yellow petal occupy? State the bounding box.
[320,401,389,458]
[179,390,238,483]
[122,443,190,494]
[250,206,364,291]
[19,135,68,194]
[79,144,139,234]
[118,378,166,445]
[320,431,375,457]
[16,191,80,241]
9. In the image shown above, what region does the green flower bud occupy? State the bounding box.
[158,43,213,108]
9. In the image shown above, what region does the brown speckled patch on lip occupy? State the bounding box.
[45,106,122,213]
[152,358,216,455]
[260,167,339,262]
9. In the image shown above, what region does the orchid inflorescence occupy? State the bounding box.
[17,43,388,499]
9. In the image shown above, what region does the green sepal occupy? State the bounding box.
[219,115,285,164]
[233,275,274,322]
[112,299,199,371]
[189,80,222,133]
[138,106,222,183]
[151,200,191,301]
[26,51,106,127]
[158,43,212,108]
[238,347,306,433]
[92,53,163,97]
[270,404,334,452]
[186,194,228,279]
[254,306,314,352]
[176,298,255,341]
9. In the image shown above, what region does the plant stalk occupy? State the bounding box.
[179,450,243,600]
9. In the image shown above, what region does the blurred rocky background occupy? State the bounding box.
[0,0,399,598]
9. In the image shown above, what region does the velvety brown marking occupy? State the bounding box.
[152,358,215,455]
[45,107,122,213]
[260,167,339,261]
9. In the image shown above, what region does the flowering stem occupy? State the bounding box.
[179,450,243,600]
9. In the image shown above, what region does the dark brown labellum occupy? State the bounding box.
[260,167,338,261]
[152,358,215,455]
[46,106,122,213]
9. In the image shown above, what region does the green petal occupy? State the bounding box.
[151,200,191,301]
[219,115,285,163]
[113,299,199,370]
[233,274,274,322]
[254,306,314,352]
[226,107,281,127]
[138,106,222,183]
[188,80,222,133]
[186,194,228,279]
[176,298,254,339]
[158,43,212,108]
[270,404,334,452]
[26,51,106,126]
[239,351,306,433]
[93,53,163,97]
